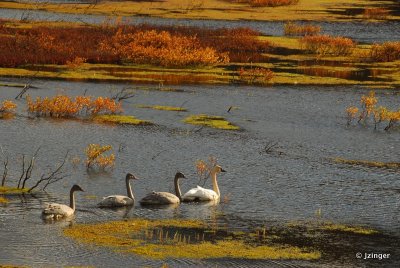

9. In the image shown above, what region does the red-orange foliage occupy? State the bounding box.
[363,8,389,20]
[26,95,122,118]
[232,0,299,7]
[370,41,400,62]
[300,35,356,56]
[0,22,269,67]
[99,29,226,67]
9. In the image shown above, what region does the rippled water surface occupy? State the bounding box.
[0,80,399,267]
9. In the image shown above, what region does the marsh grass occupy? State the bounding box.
[0,196,8,204]
[63,218,321,260]
[92,115,153,125]
[334,157,400,169]
[137,105,187,112]
[0,186,29,194]
[183,114,240,130]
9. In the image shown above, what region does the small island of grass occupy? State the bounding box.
[138,105,187,112]
[183,114,240,130]
[92,115,153,126]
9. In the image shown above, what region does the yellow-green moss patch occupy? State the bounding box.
[0,186,29,194]
[92,115,152,126]
[320,223,378,235]
[138,105,187,112]
[64,218,320,260]
[334,157,400,169]
[183,114,239,130]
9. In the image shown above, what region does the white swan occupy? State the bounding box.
[140,172,186,205]
[98,173,138,207]
[182,165,226,202]
[42,184,84,220]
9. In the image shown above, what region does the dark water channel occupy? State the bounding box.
[0,7,400,43]
[0,80,399,267]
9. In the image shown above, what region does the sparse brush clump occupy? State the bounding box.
[26,95,122,118]
[0,100,17,118]
[85,144,115,170]
[369,41,400,62]
[232,0,299,7]
[363,8,389,20]
[300,35,356,56]
[284,22,321,36]
[346,90,400,130]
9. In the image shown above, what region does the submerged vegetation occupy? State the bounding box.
[63,218,320,260]
[93,114,153,125]
[230,0,299,7]
[334,157,400,170]
[184,114,240,130]
[138,105,187,112]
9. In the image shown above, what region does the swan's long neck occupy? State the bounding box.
[69,189,76,211]
[174,176,182,200]
[211,171,220,198]
[126,178,134,200]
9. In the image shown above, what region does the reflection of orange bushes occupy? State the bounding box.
[300,35,355,56]
[238,67,274,85]
[284,22,320,36]
[232,0,299,7]
[27,95,122,118]
[370,42,400,62]
[363,8,389,20]
[0,22,269,67]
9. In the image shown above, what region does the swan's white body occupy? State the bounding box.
[42,184,84,220]
[98,173,137,207]
[140,172,186,205]
[98,195,134,207]
[182,165,225,202]
[182,185,219,201]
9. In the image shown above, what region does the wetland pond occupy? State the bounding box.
[0,80,399,267]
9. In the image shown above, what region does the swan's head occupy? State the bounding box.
[214,165,226,173]
[71,184,85,192]
[175,172,186,179]
[126,173,138,180]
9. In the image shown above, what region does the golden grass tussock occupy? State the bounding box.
[183,114,240,130]
[137,105,187,112]
[63,218,321,260]
[93,114,153,125]
[334,157,400,169]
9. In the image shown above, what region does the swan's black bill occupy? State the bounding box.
[221,168,227,172]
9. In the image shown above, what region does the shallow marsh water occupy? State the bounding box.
[0,80,399,267]
[1,8,400,43]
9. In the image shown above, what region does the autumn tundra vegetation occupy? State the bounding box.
[346,91,400,130]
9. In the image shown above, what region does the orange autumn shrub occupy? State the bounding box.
[369,41,400,62]
[284,22,321,36]
[26,95,122,118]
[85,144,115,170]
[0,100,17,113]
[363,8,389,20]
[346,91,399,130]
[300,35,356,56]
[99,29,226,67]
